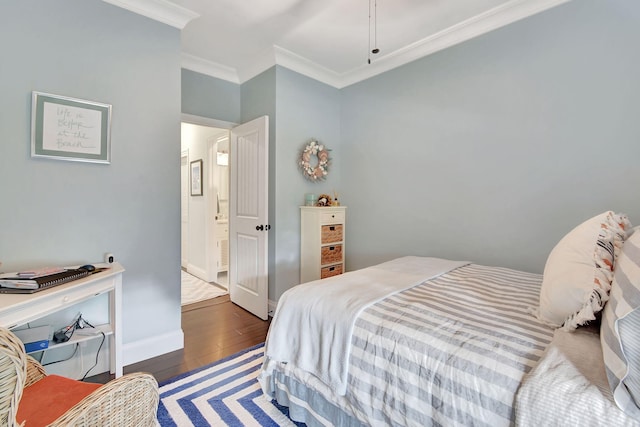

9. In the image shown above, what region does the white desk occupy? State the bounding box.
[0,263,123,377]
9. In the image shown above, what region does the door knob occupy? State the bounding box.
[256,225,264,231]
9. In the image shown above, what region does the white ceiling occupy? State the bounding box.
[105,0,570,88]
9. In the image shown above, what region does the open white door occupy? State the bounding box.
[229,116,269,320]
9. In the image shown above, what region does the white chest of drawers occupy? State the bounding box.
[300,206,346,283]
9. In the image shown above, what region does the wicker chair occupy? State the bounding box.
[0,327,159,426]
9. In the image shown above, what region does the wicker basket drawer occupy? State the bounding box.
[321,244,343,264]
[321,224,343,244]
[321,264,343,279]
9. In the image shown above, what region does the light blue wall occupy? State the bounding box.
[179,0,640,299]
[274,67,341,300]
[0,0,182,354]
[340,0,640,273]
[235,66,341,301]
[182,69,241,123]
[240,68,278,299]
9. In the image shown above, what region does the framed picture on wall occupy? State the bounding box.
[31,91,112,164]
[190,159,203,196]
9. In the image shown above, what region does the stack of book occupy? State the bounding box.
[0,267,91,294]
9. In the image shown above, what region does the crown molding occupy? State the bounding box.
[173,0,571,88]
[102,0,199,29]
[181,53,240,84]
[235,0,570,88]
[337,0,572,88]
[273,46,343,88]
[232,46,345,88]
[235,48,277,84]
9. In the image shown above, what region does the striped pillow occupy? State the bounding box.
[601,230,640,420]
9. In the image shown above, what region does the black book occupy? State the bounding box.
[0,269,91,294]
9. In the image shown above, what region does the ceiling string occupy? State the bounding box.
[368,0,380,65]
[373,0,378,53]
[368,0,371,64]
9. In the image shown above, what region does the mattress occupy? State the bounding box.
[261,262,555,426]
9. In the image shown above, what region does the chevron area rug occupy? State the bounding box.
[181,270,227,306]
[157,343,305,426]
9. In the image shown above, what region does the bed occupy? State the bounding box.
[258,211,640,426]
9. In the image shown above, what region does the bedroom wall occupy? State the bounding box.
[185,66,341,303]
[340,0,640,274]
[239,66,342,303]
[273,67,342,301]
[182,69,241,124]
[240,67,278,302]
[0,0,183,366]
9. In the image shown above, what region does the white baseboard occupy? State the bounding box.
[187,263,215,282]
[123,328,184,366]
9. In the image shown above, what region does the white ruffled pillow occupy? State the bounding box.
[537,211,632,330]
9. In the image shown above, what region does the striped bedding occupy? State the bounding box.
[264,263,555,426]
[515,326,639,427]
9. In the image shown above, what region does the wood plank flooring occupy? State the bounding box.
[91,295,271,384]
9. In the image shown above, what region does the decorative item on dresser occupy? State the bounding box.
[300,206,346,283]
[316,193,332,207]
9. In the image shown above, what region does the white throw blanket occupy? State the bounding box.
[259,256,468,396]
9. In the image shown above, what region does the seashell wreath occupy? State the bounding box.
[299,139,330,181]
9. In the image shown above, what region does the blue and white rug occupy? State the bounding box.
[157,343,304,426]
[181,270,227,306]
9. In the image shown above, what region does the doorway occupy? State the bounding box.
[180,118,230,305]
[180,114,270,319]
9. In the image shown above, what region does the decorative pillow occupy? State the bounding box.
[17,374,101,425]
[537,211,631,330]
[601,230,640,420]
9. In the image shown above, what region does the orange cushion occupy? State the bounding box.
[17,375,102,427]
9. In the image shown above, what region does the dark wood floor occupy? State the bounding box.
[91,295,271,384]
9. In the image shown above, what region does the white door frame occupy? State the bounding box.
[181,114,236,281]
[180,113,270,321]
[180,149,189,269]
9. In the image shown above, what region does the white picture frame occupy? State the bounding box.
[31,91,111,164]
